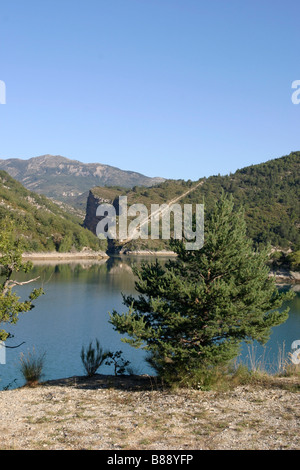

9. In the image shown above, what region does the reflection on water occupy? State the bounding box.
[0,256,164,389]
[0,256,299,389]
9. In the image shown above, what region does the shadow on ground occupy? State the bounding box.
[41,374,164,391]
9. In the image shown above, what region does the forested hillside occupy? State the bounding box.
[84,152,300,258]
[0,170,107,253]
[186,151,300,249]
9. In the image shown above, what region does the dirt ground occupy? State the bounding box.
[0,374,299,450]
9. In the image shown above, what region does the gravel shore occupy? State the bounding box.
[0,374,299,450]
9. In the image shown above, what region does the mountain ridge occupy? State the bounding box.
[0,154,165,205]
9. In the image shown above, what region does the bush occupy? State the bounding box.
[81,339,109,377]
[19,349,46,386]
[104,350,130,376]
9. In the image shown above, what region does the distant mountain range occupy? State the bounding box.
[0,151,299,265]
[0,155,165,209]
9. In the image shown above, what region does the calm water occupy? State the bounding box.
[0,256,299,390]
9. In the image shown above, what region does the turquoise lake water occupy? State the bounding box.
[0,256,299,389]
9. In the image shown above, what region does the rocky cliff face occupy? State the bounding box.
[83,188,124,253]
[83,189,115,235]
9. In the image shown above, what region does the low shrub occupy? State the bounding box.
[81,339,109,377]
[19,348,46,386]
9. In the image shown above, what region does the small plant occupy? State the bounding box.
[81,339,109,377]
[105,350,130,376]
[19,348,46,386]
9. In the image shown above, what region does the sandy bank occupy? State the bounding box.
[270,269,300,284]
[22,251,109,261]
[120,250,177,256]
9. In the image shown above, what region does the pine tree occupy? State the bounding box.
[109,193,294,385]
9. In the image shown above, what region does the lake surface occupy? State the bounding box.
[1,256,299,390]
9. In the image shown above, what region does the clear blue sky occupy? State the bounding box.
[0,0,300,180]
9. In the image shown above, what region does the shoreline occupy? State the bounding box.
[119,250,178,256]
[21,250,178,260]
[269,269,300,285]
[22,251,109,260]
[21,251,300,284]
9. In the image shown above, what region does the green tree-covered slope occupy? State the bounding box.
[85,152,300,254]
[0,170,107,253]
[185,151,300,249]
